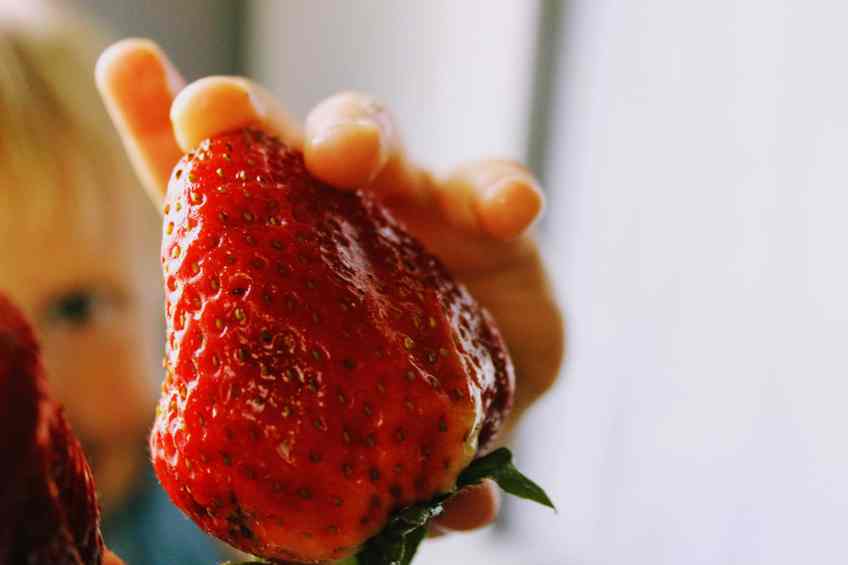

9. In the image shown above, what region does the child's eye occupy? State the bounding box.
[48,290,99,327]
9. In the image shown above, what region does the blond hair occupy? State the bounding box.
[0,10,147,236]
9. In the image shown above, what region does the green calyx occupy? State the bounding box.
[454,447,555,508]
[223,448,554,565]
[354,447,554,565]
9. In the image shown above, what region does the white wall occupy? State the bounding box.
[525,1,848,564]
[245,0,540,172]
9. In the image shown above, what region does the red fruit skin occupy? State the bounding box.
[0,293,104,565]
[152,129,514,563]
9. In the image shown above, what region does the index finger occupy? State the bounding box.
[95,39,185,207]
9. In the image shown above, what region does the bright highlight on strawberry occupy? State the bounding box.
[151,129,552,565]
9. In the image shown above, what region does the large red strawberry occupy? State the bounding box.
[0,293,104,565]
[152,129,552,564]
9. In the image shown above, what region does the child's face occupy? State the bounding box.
[0,180,161,482]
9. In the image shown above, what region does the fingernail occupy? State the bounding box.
[307,94,390,158]
[306,117,388,187]
[311,109,388,155]
[477,175,545,240]
[310,117,381,147]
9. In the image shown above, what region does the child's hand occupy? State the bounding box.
[95,39,563,533]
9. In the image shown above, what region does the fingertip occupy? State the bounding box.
[95,39,182,99]
[304,120,385,189]
[304,91,391,189]
[170,76,264,151]
[170,77,303,152]
[432,480,501,532]
[95,38,152,87]
[477,175,545,240]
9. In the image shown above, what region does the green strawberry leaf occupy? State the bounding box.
[457,448,556,510]
[353,448,554,565]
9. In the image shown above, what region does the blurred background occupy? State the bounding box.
[5,0,847,563]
